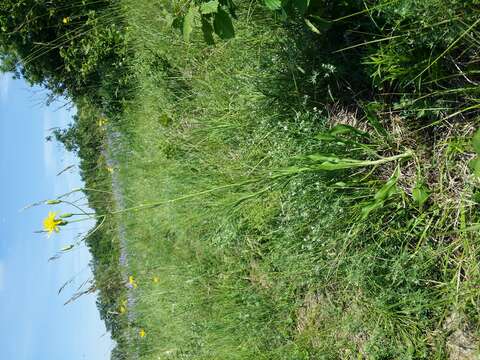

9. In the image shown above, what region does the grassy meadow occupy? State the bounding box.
[100,1,480,358]
[3,0,480,358]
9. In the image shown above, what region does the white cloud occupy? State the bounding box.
[0,73,10,103]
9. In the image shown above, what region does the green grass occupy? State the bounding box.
[82,0,480,359]
[5,0,480,357]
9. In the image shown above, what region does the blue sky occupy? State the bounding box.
[0,73,113,359]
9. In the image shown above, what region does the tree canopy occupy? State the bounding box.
[0,0,126,101]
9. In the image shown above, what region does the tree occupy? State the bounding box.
[0,0,125,100]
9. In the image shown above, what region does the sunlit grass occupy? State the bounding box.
[91,0,480,359]
[19,0,480,358]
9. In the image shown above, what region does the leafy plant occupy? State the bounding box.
[361,167,401,219]
[412,180,430,209]
[173,0,236,43]
[0,0,128,101]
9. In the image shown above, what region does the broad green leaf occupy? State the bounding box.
[361,200,384,219]
[200,0,219,14]
[361,168,401,219]
[374,167,400,201]
[307,154,343,163]
[472,128,480,154]
[264,0,282,10]
[412,181,430,208]
[213,8,235,39]
[292,0,309,14]
[374,181,398,201]
[183,6,197,42]
[201,17,215,45]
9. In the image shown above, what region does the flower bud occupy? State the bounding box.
[46,200,61,205]
[61,245,74,251]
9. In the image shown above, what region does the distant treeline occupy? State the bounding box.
[0,0,130,352]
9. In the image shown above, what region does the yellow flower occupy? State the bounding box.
[119,305,127,314]
[128,276,138,289]
[153,276,160,283]
[62,17,70,24]
[139,329,146,338]
[43,212,62,236]
[106,166,114,173]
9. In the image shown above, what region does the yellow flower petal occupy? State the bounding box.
[128,276,138,289]
[43,211,62,236]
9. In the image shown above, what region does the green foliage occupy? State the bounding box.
[264,0,282,11]
[362,167,401,219]
[167,0,237,43]
[183,5,196,41]
[4,0,480,358]
[200,0,219,14]
[104,0,480,358]
[473,128,480,154]
[0,0,129,102]
[363,0,480,121]
[412,181,430,209]
[213,7,235,39]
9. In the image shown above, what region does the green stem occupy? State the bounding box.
[286,151,413,175]
[58,152,413,223]
[59,200,94,216]
[66,215,103,224]
[110,179,258,215]
[342,150,413,167]
[412,17,480,82]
